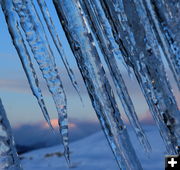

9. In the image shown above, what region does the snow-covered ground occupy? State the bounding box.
[21,125,166,170]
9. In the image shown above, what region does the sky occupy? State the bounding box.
[0,0,179,132]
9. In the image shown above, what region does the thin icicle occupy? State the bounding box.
[0,98,22,170]
[80,0,151,153]
[142,0,180,90]
[37,0,83,103]
[12,0,70,164]
[101,0,180,154]
[53,0,143,169]
[1,0,53,131]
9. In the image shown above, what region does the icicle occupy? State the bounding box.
[12,0,70,164]
[37,0,83,103]
[142,0,180,90]
[80,0,151,153]
[0,99,22,170]
[53,0,143,169]
[101,0,180,154]
[1,0,53,131]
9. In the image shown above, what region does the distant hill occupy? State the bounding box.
[20,125,165,170]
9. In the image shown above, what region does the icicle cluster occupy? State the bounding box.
[53,0,142,169]
[1,0,70,164]
[100,0,180,154]
[12,0,70,164]
[80,0,151,153]
[0,0,180,169]
[1,0,53,131]
[0,99,21,170]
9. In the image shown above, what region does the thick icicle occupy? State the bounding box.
[12,0,70,164]
[53,0,143,169]
[1,0,53,131]
[0,99,22,170]
[80,0,151,153]
[101,0,180,154]
[142,0,180,90]
[37,0,83,102]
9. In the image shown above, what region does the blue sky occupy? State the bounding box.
[0,1,179,129]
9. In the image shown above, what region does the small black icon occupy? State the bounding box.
[165,155,180,170]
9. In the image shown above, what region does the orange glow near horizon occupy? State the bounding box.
[44,119,76,129]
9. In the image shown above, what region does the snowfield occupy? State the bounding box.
[21,125,166,170]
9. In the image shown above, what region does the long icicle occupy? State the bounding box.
[1,0,53,131]
[142,0,180,90]
[53,0,143,169]
[0,98,22,170]
[101,0,180,154]
[37,0,83,103]
[12,0,70,164]
[80,0,151,153]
